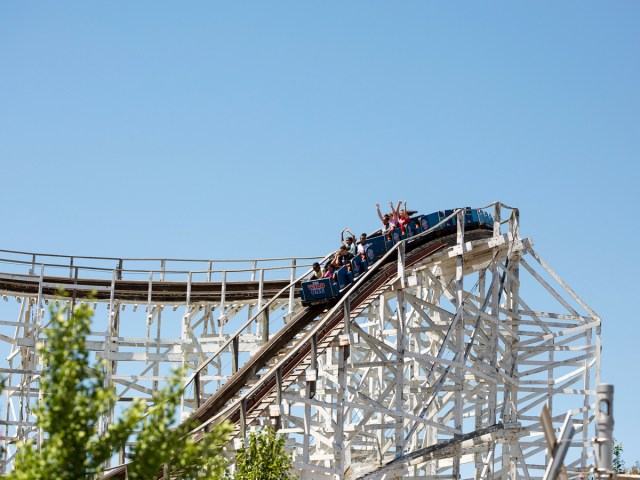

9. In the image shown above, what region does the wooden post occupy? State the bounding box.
[396,289,406,458]
[288,258,296,319]
[194,371,201,409]
[232,336,239,374]
[219,270,227,324]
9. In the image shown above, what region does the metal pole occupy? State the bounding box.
[595,384,614,475]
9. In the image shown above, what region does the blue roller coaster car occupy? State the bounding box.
[299,208,494,306]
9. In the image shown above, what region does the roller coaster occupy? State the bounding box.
[0,203,601,479]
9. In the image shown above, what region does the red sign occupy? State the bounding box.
[307,282,325,295]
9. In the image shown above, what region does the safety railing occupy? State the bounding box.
[0,250,324,284]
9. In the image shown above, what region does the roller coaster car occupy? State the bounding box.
[299,208,494,306]
[300,255,368,307]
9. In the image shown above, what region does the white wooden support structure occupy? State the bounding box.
[541,405,574,480]
[0,203,601,479]
[0,251,323,471]
[211,203,600,480]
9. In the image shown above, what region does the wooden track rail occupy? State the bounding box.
[0,274,297,303]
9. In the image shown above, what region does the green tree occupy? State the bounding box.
[234,427,295,480]
[613,441,640,475]
[614,440,626,474]
[7,297,232,480]
[124,372,232,480]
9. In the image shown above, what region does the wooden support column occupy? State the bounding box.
[231,336,239,374]
[453,209,465,480]
[194,372,201,409]
[493,204,501,237]
[154,306,163,392]
[247,261,255,331]
[336,344,348,479]
[240,398,247,444]
[274,367,283,431]
[487,254,499,480]
[303,334,318,469]
[34,265,45,450]
[582,327,592,467]
[310,333,318,398]
[258,269,269,344]
[288,258,296,319]
[475,269,486,480]
[507,259,520,480]
[179,273,194,418]
[303,383,312,467]
[262,306,270,344]
[219,270,227,324]
[343,295,351,340]
[398,241,406,288]
[377,295,386,465]
[145,271,153,362]
[257,268,264,311]
[395,289,406,458]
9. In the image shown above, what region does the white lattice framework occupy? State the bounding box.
[0,203,600,479]
[0,252,318,470]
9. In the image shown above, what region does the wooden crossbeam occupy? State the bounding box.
[540,404,569,480]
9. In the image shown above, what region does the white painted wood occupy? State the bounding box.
[0,204,602,479]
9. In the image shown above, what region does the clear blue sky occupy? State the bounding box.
[1,1,639,463]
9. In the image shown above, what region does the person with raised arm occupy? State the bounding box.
[389,201,402,228]
[376,203,396,237]
[398,201,411,234]
[341,228,357,257]
[377,202,400,227]
[376,203,386,223]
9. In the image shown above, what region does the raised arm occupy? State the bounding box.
[390,201,400,223]
[376,203,384,222]
[341,228,349,247]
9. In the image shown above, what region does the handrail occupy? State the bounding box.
[477,200,517,212]
[187,207,469,432]
[0,248,324,263]
[0,251,326,284]
[0,257,320,277]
